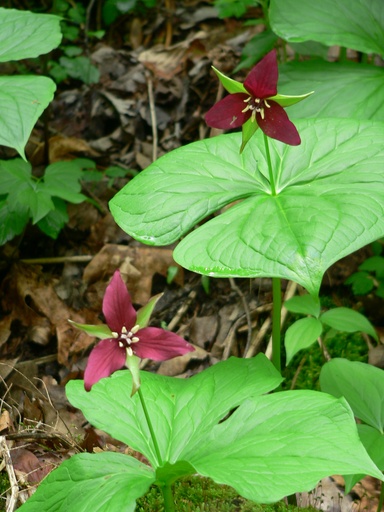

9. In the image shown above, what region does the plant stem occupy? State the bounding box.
[137,387,163,466]
[271,277,282,373]
[377,481,384,512]
[263,133,282,372]
[161,483,176,512]
[263,133,277,196]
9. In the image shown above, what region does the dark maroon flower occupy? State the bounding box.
[71,271,194,391]
[205,50,312,149]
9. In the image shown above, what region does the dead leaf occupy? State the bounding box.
[83,244,183,305]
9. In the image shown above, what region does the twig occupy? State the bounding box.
[146,71,158,162]
[317,336,331,361]
[290,355,307,390]
[244,316,271,359]
[0,436,19,512]
[167,290,197,331]
[229,278,252,354]
[20,255,93,265]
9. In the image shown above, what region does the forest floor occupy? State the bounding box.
[0,2,383,510]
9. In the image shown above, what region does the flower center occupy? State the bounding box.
[242,96,271,121]
[111,325,140,357]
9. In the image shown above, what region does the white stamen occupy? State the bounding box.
[131,324,140,334]
[126,347,133,357]
[251,110,256,122]
[121,326,128,334]
[264,99,271,108]
[131,337,139,343]
[255,98,260,104]
[241,105,251,114]
[260,108,265,120]
[243,96,252,103]
[118,341,124,348]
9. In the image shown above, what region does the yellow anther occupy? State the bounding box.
[127,347,133,357]
[131,337,140,343]
[131,325,140,334]
[112,331,119,338]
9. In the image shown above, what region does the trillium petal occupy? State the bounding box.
[84,338,127,391]
[205,93,250,130]
[134,327,194,361]
[102,270,137,332]
[256,101,301,146]
[244,49,278,99]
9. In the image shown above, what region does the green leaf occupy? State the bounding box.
[0,199,29,245]
[110,119,384,296]
[345,271,374,296]
[17,452,155,512]
[188,391,384,503]
[43,161,87,203]
[357,424,384,470]
[278,61,384,121]
[66,355,283,468]
[15,183,54,224]
[234,30,278,72]
[285,317,323,365]
[284,294,321,317]
[0,159,32,193]
[360,256,384,278]
[269,0,384,56]
[212,67,246,94]
[136,294,163,328]
[59,56,100,85]
[0,8,62,61]
[320,358,384,432]
[37,198,68,239]
[289,41,329,59]
[320,307,378,341]
[68,320,112,339]
[0,76,56,158]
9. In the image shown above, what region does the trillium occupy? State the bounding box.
[69,271,194,393]
[205,49,313,151]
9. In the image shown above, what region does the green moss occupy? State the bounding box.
[282,328,368,391]
[0,471,10,511]
[136,476,318,511]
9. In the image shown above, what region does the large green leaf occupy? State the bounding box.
[320,358,384,432]
[66,359,383,505]
[110,119,384,296]
[67,355,283,468]
[18,452,155,512]
[0,8,62,61]
[0,76,56,158]
[269,0,384,56]
[278,61,384,121]
[188,391,383,503]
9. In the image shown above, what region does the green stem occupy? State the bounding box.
[271,277,282,373]
[377,480,384,512]
[263,132,277,196]
[137,387,163,466]
[161,483,176,512]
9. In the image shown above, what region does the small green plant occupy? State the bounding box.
[102,0,157,25]
[283,294,378,365]
[345,240,384,297]
[320,358,384,509]
[0,157,131,244]
[47,0,100,85]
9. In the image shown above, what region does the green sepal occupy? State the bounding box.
[212,66,246,94]
[136,293,163,328]
[126,354,141,396]
[240,118,258,153]
[269,91,314,107]
[68,319,112,339]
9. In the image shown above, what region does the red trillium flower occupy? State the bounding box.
[70,271,194,391]
[205,50,313,151]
